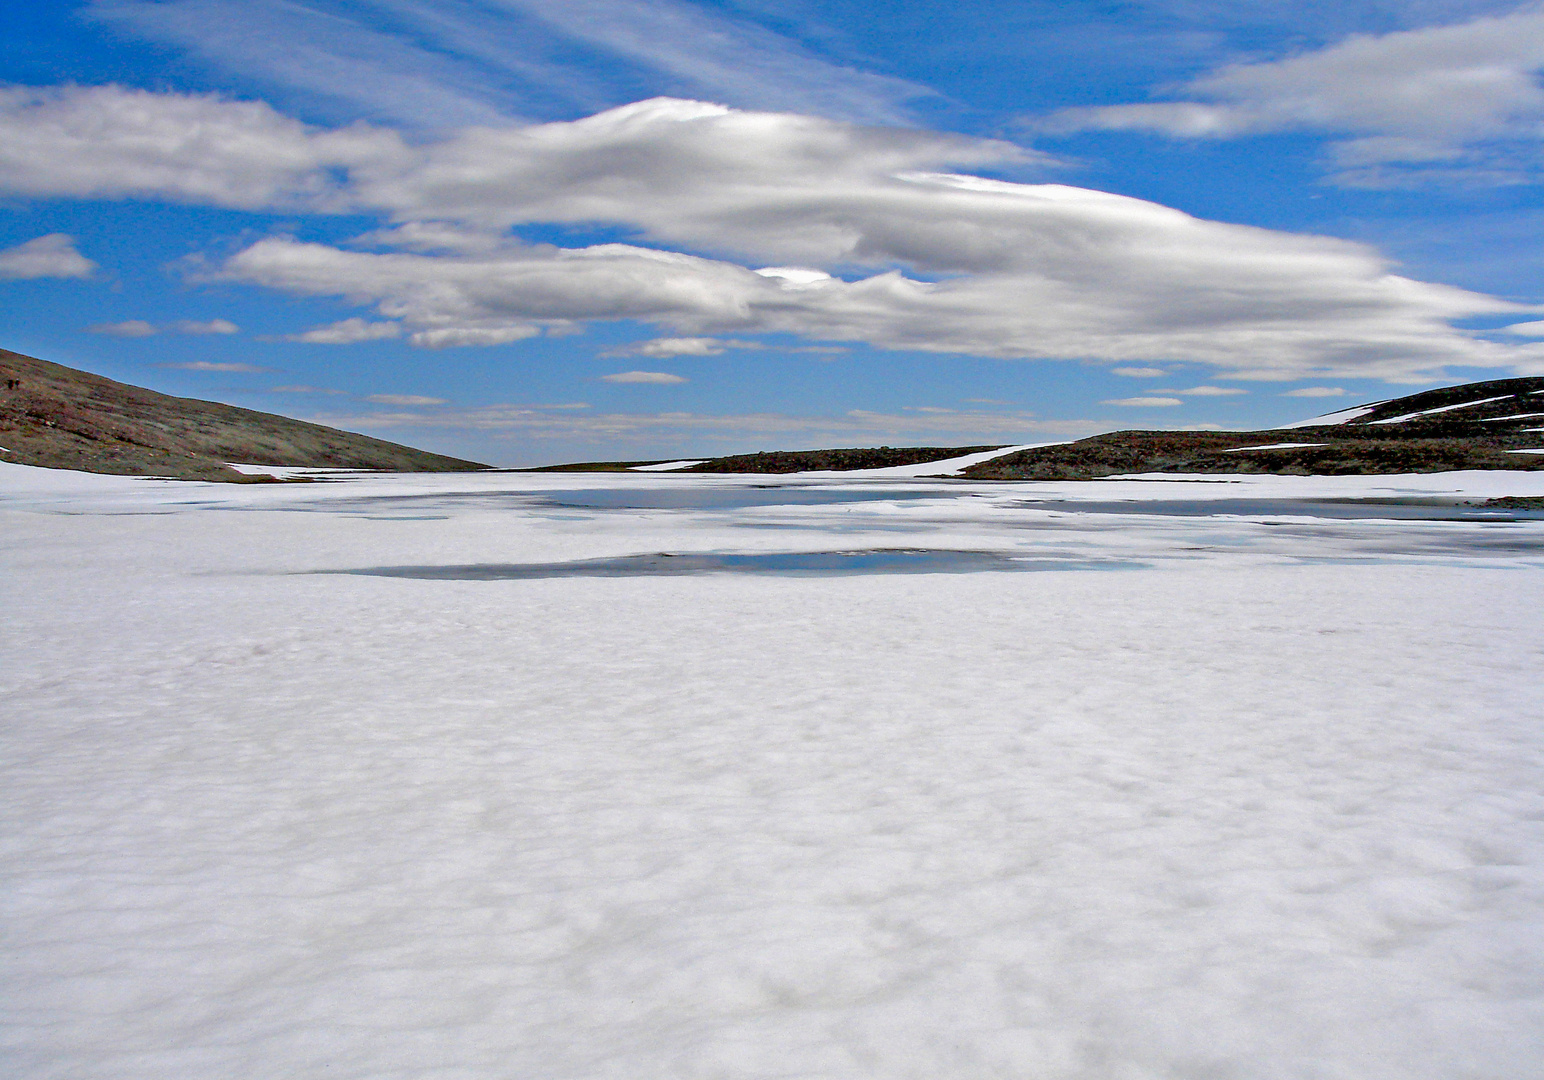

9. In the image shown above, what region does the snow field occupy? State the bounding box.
[3,464,1544,1079]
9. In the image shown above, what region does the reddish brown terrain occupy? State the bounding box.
[0,347,485,481]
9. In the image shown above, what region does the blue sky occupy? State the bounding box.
[4,0,1544,465]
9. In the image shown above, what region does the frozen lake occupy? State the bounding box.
[4,461,1543,1079]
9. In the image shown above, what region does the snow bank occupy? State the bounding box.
[630,459,709,471]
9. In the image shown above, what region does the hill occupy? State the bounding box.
[961,377,1544,479]
[531,377,1544,478]
[0,348,486,481]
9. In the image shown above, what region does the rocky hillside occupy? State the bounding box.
[0,348,486,481]
[962,376,1544,479]
[532,377,1544,478]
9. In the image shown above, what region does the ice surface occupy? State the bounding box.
[4,461,1544,1080]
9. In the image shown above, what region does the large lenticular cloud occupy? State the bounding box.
[3,86,1538,378]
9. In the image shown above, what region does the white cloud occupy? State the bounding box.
[0,233,96,279]
[1111,366,1168,377]
[160,360,268,372]
[288,317,402,344]
[602,370,687,383]
[1169,385,1248,396]
[89,319,158,337]
[303,403,1101,443]
[407,326,541,348]
[364,393,446,405]
[1102,396,1185,406]
[1502,318,1544,335]
[5,88,1540,380]
[611,336,773,357]
[172,318,239,334]
[89,316,239,336]
[1283,386,1349,397]
[1040,9,1544,184]
[633,337,733,357]
[0,83,403,209]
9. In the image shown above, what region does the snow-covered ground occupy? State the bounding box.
[4,460,1544,1080]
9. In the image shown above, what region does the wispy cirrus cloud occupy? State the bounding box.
[86,0,931,127]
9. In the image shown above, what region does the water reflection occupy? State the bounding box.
[318,549,1140,580]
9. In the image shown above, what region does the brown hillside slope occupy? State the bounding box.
[0,348,486,481]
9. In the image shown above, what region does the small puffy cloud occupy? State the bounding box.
[0,233,95,279]
[172,318,239,334]
[613,336,769,357]
[365,393,446,405]
[602,370,688,384]
[407,326,539,348]
[1102,396,1185,407]
[1111,366,1167,378]
[1283,386,1348,397]
[288,318,402,344]
[159,361,269,372]
[91,317,240,336]
[636,337,733,357]
[1038,10,1544,185]
[1171,385,1248,396]
[89,319,158,337]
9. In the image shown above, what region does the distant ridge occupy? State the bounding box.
[534,377,1544,478]
[964,376,1544,479]
[0,347,486,481]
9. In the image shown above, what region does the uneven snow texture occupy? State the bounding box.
[3,464,1544,1080]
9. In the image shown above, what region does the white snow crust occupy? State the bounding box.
[1276,403,1382,428]
[225,463,370,479]
[4,460,1544,1080]
[783,444,1056,478]
[1223,442,1326,452]
[630,460,709,471]
[1368,395,1515,425]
